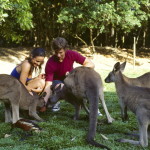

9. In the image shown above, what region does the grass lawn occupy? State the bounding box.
[0,68,149,150]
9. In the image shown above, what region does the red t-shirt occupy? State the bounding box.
[45,50,86,81]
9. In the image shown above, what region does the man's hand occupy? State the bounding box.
[83,58,95,68]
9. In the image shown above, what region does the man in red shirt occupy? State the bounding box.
[41,37,95,112]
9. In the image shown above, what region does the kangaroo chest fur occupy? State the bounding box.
[115,73,150,113]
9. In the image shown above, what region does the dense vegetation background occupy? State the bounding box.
[0,0,150,53]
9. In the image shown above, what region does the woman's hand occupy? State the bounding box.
[38,74,45,79]
[26,85,32,92]
[31,87,43,93]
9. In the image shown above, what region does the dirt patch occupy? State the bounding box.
[0,47,149,74]
[0,47,30,74]
[75,46,150,71]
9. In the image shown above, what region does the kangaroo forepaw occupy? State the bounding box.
[115,138,125,143]
[122,115,129,122]
[122,118,128,122]
[107,117,115,124]
[38,118,44,122]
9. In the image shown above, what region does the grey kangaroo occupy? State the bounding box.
[105,62,150,121]
[50,66,113,149]
[105,62,150,88]
[0,74,45,123]
[105,62,150,147]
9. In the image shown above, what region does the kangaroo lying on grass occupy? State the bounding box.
[0,74,45,123]
[50,66,113,149]
[105,62,150,147]
[105,62,150,121]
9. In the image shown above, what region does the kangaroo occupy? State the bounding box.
[0,74,45,123]
[105,62,150,121]
[105,62,150,147]
[105,62,150,88]
[50,66,113,149]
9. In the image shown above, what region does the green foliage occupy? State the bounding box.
[0,0,33,42]
[0,0,150,48]
[0,68,150,149]
[115,0,149,32]
[0,0,33,29]
[58,0,149,33]
[0,0,12,22]
[56,0,150,48]
[57,1,116,33]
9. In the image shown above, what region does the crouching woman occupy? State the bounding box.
[10,48,46,93]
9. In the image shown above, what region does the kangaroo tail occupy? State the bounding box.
[86,90,111,150]
[87,138,111,150]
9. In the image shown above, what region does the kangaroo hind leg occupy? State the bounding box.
[11,103,20,123]
[139,120,149,147]
[99,89,114,123]
[4,103,12,123]
[117,117,149,147]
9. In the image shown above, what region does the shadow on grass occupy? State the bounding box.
[0,47,31,63]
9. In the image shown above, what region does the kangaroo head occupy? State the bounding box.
[50,83,64,104]
[36,92,46,107]
[105,62,126,83]
[38,92,46,107]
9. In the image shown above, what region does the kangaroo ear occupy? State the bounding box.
[50,84,54,91]
[113,62,120,72]
[120,62,126,72]
[55,84,62,92]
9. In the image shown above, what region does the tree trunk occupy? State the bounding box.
[74,34,88,46]
[143,30,146,48]
[89,28,95,53]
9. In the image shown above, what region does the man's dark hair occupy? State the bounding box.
[51,37,68,51]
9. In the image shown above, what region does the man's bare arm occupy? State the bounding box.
[43,81,52,103]
[83,58,95,68]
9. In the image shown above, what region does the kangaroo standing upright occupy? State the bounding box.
[50,66,113,149]
[0,74,45,123]
[105,62,150,121]
[105,62,150,147]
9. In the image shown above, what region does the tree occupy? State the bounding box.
[0,0,149,50]
[110,0,150,48]
[0,0,33,43]
[57,0,117,52]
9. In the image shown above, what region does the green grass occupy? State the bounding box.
[0,68,149,150]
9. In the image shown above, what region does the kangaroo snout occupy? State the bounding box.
[105,76,112,83]
[50,97,58,104]
[105,77,109,83]
[105,72,115,83]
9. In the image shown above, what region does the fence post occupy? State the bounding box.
[133,37,136,69]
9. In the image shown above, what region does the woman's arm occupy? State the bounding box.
[19,61,32,91]
[27,76,45,93]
